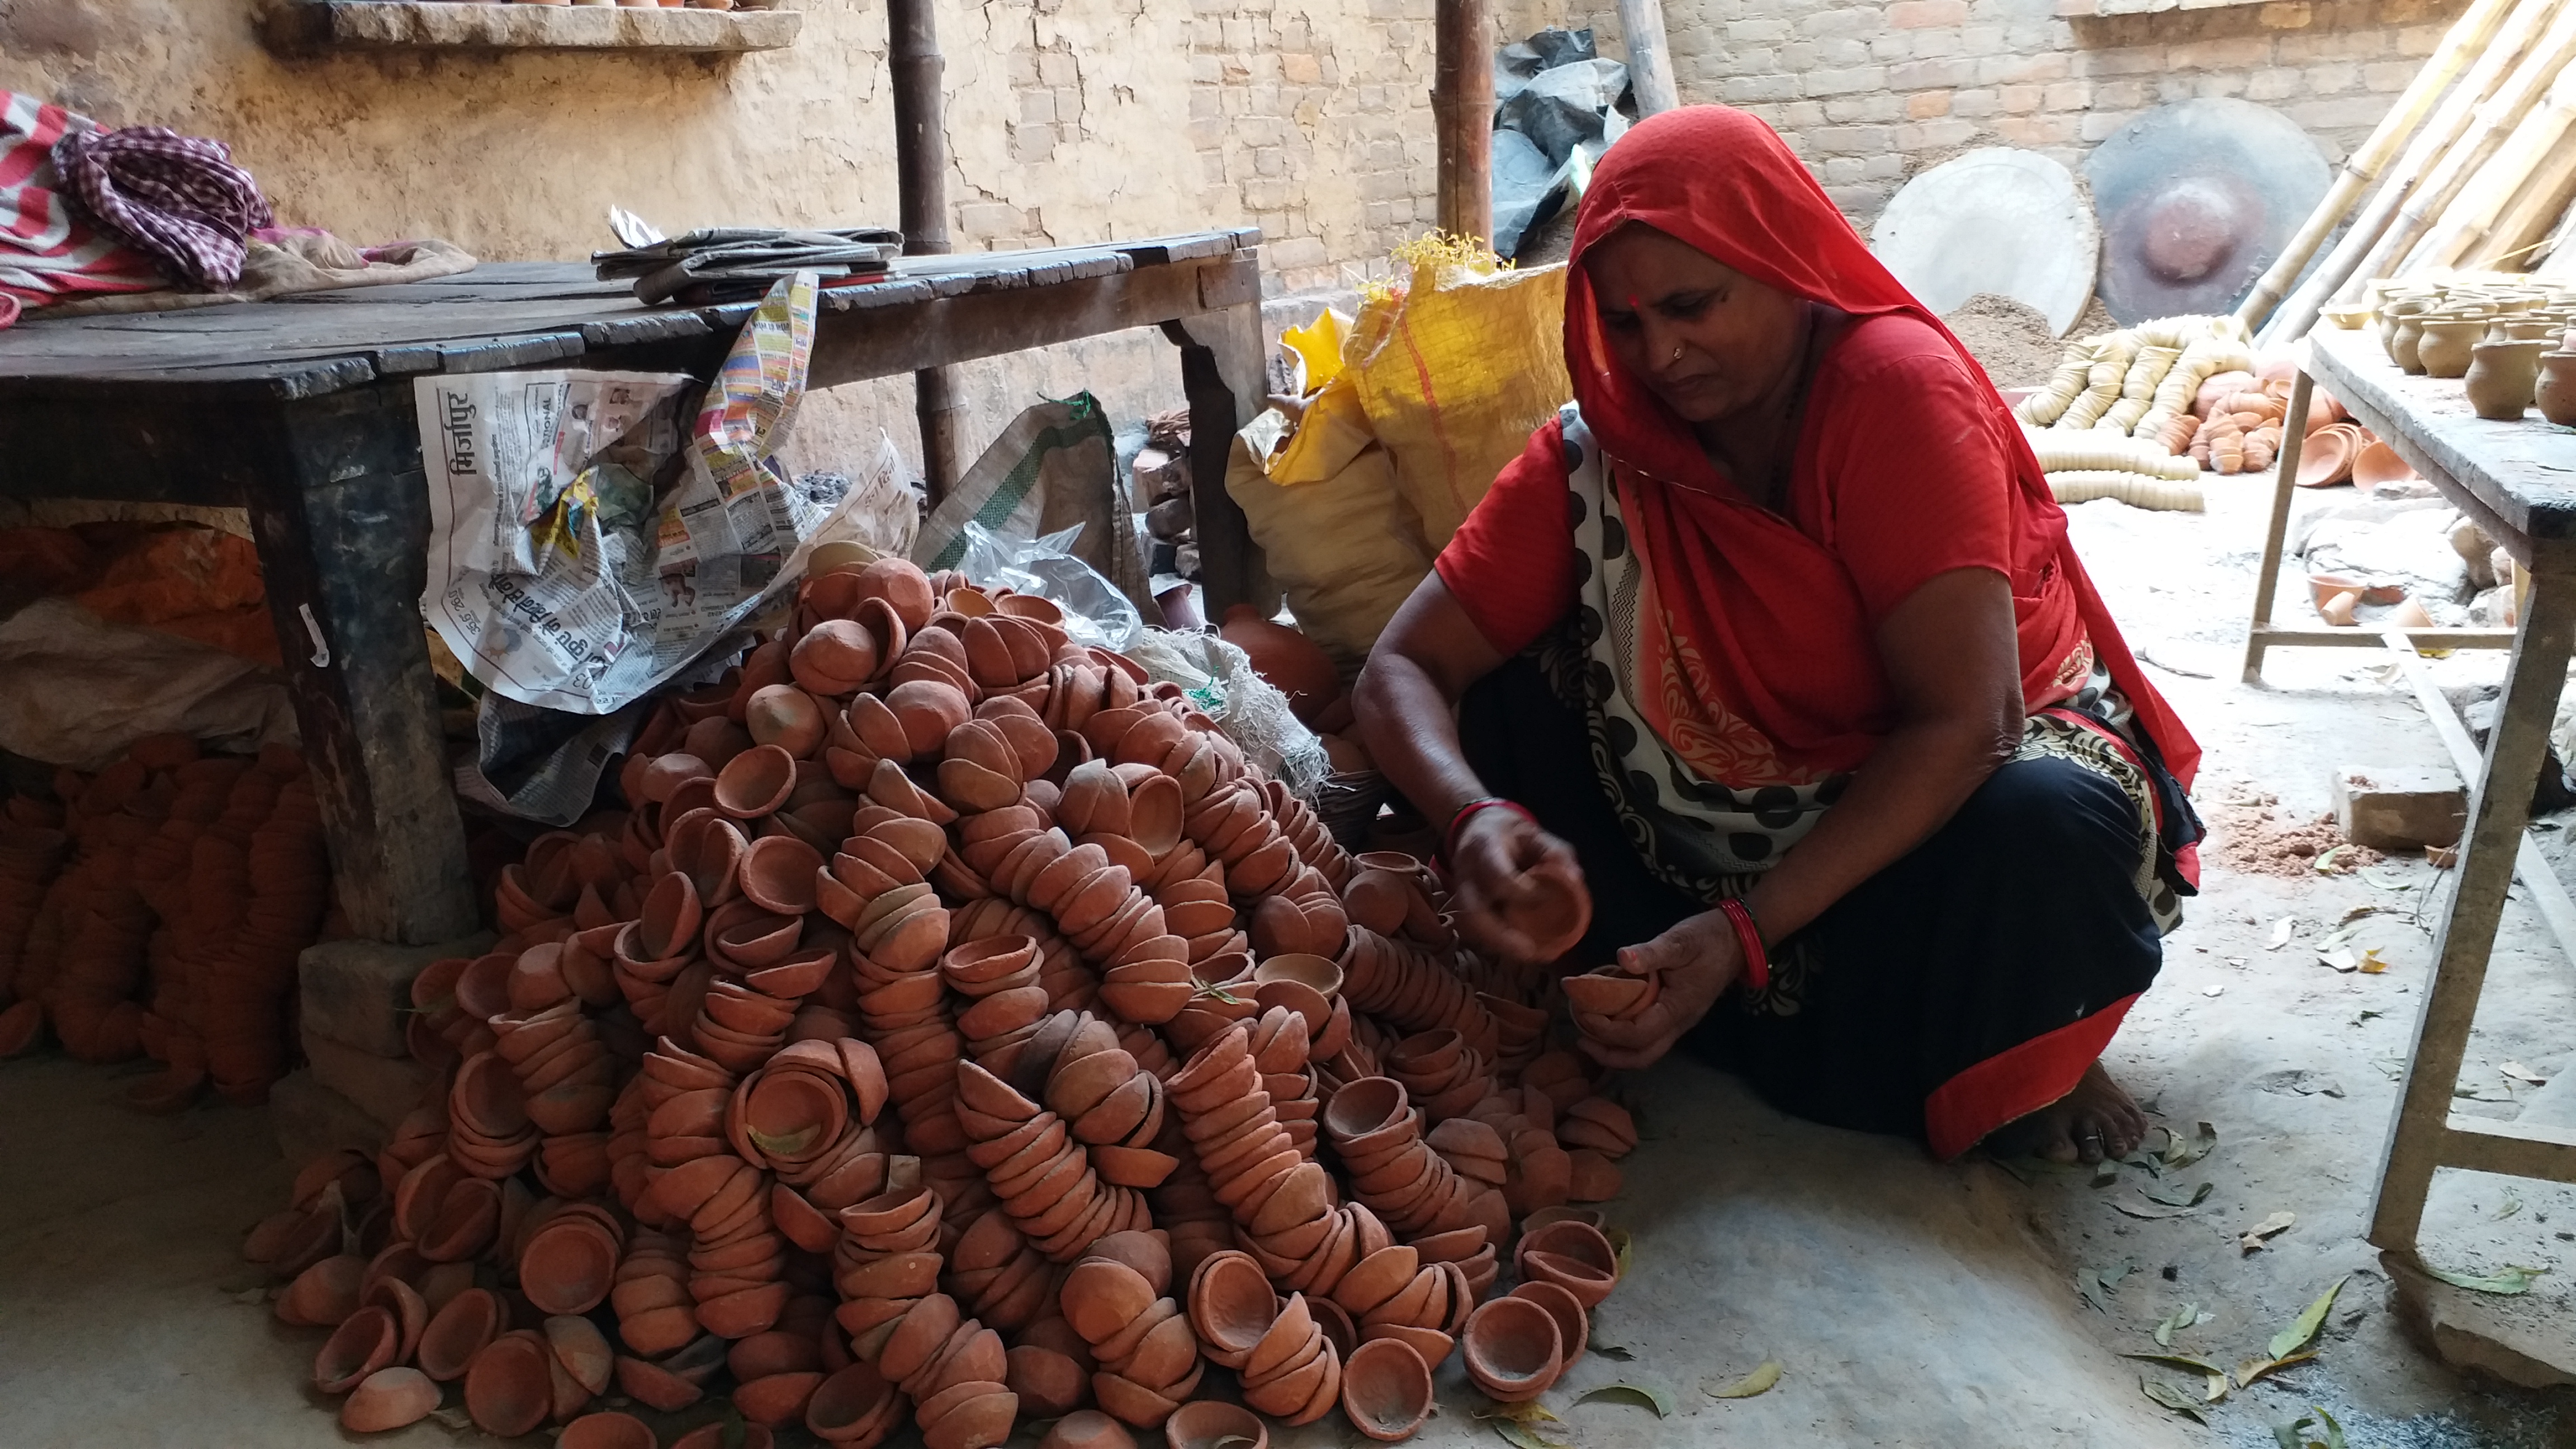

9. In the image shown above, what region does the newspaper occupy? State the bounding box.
[418,272,894,716]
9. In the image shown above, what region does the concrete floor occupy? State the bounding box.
[4,471,2575,1447]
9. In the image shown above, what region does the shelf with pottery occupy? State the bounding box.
[261,2,802,57]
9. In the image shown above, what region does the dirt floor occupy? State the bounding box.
[2,468,2574,1447]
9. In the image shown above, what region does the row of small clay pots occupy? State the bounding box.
[955,1060,1158,1262]
[1058,1232,1204,1424]
[1319,1076,1498,1244]
[1336,925,1504,1063]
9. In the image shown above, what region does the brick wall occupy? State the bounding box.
[1504,0,2466,225]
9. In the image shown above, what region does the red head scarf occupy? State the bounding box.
[1560,105,2198,789]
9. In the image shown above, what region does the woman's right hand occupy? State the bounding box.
[1447,805,1589,964]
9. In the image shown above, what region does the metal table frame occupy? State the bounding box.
[2242,325,2576,1256]
[0,232,1272,948]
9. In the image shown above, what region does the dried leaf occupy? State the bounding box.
[2078,1260,2138,1312]
[2113,1199,2203,1220]
[1575,1382,1675,1417]
[1706,1361,1782,1399]
[1493,1420,1572,1449]
[2152,1301,2199,1348]
[2500,1061,2549,1086]
[1483,1403,1561,1427]
[2495,1194,2522,1220]
[2146,1181,2214,1208]
[2425,1263,2547,1295]
[2092,1159,2123,1188]
[2240,1211,2296,1253]
[2314,844,2354,874]
[2361,866,2413,889]
[2234,1350,2317,1389]
[2354,1010,2385,1023]
[2140,1377,2208,1423]
[1606,1226,1632,1278]
[2268,1278,2346,1360]
[2124,1353,2229,1403]
[2269,917,2296,949]
[2356,948,2390,974]
[1588,1338,1636,1361]
[2162,1121,2218,1169]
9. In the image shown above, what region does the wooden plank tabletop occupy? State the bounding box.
[2309,326,2576,570]
[0,230,1259,395]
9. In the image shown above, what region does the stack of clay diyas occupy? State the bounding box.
[0,815,67,1057]
[1058,1230,1202,1426]
[945,1207,1060,1334]
[609,1230,719,1408]
[1319,1076,1508,1263]
[955,1059,1153,1261]
[1186,1256,1342,1424]
[1384,1027,1491,1123]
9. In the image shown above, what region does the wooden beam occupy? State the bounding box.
[1616,0,1681,115]
[1434,0,1494,243]
[887,0,968,505]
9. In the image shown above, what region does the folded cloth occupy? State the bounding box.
[593,225,899,305]
[1,91,166,323]
[51,115,273,290]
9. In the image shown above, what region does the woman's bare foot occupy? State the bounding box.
[1982,1062,2149,1165]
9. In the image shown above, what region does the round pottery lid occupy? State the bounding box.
[1871,148,2099,337]
[2084,98,2329,325]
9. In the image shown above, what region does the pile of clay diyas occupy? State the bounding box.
[1057,1230,1205,1426]
[1457,1211,1625,1403]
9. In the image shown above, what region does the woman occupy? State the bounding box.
[1354,106,2201,1166]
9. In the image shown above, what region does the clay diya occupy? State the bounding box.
[1163,1399,1269,1449]
[560,1410,659,1449]
[463,1329,555,1437]
[1461,1294,1561,1401]
[1513,1218,1620,1308]
[1341,1336,1436,1441]
[1035,1408,1138,1449]
[340,1367,441,1433]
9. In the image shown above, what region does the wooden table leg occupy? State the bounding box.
[1163,301,1278,619]
[2367,568,2576,1252]
[2241,370,2314,683]
[239,382,479,946]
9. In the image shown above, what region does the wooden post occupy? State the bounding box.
[888,0,966,504]
[1615,0,1680,116]
[1433,0,1494,244]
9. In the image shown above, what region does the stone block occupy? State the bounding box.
[2384,1252,2576,1389]
[263,1,799,54]
[306,1031,441,1130]
[299,932,493,1060]
[2332,764,2466,850]
[271,1069,386,1168]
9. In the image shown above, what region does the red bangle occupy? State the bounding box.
[1718,897,1770,993]
[1438,797,1533,873]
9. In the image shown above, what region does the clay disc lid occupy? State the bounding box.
[1871,148,2098,337]
[2083,98,2328,325]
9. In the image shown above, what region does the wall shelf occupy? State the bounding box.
[262,2,801,57]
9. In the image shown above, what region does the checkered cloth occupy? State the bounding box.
[0,92,165,321]
[50,112,272,290]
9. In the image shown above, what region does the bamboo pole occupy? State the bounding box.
[2405,63,2576,273]
[888,0,965,504]
[1434,0,1495,243]
[2258,0,2566,344]
[2234,0,2517,329]
[2463,65,2576,268]
[2333,5,2576,295]
[1615,0,1681,116]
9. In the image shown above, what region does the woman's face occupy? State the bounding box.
[1583,223,1806,425]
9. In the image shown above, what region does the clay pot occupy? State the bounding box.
[2390,308,2431,373]
[315,1304,399,1394]
[279,1253,367,1326]
[463,1330,555,1437]
[2293,423,2357,487]
[671,1426,775,1449]
[806,1361,904,1445]
[560,1410,659,1449]
[1514,1219,1619,1308]
[2351,438,2414,489]
[1509,1279,1588,1372]
[342,1366,441,1433]
[1504,863,1590,959]
[522,1219,621,1316]
[2416,317,2484,379]
[1164,1399,1270,1449]
[714,745,798,819]
[419,1287,504,1381]
[1461,1295,1561,1401]
[2466,339,2549,420]
[1035,1408,1138,1449]
[745,685,828,758]
[1341,1337,1435,1441]
[1187,1250,1278,1367]
[2538,351,2576,427]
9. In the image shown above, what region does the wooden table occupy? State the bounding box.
[0,231,1272,946]
[2244,324,2576,1258]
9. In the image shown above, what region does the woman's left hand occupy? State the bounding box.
[1575,910,1745,1070]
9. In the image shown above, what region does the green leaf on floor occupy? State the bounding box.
[2314,844,2354,874]
[2113,1199,2203,1220]
[2235,1349,2318,1388]
[2426,1263,2549,1295]
[2141,1377,2208,1422]
[1706,1360,1782,1399]
[2240,1211,2296,1253]
[2153,1301,2201,1347]
[1492,1420,1571,1449]
[1576,1381,1675,1417]
[2078,1259,2139,1313]
[2162,1121,2219,1169]
[2272,1405,2348,1449]
[2495,1193,2522,1220]
[2269,1278,2347,1360]
[1606,1226,1633,1278]
[2361,865,2413,889]
[2147,1181,2215,1208]
[1587,1338,1636,1360]
[2123,1353,2229,1401]
[1480,1401,1560,1426]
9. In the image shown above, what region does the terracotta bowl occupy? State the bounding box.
[1034,1407,1138,1449]
[2352,438,2416,489]
[559,1410,658,1449]
[1341,1336,1435,1441]
[1461,1295,1561,1402]
[341,1367,441,1433]
[1164,1399,1268,1449]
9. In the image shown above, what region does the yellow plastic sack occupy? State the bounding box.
[1344,259,1570,551]
[1225,397,1432,677]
